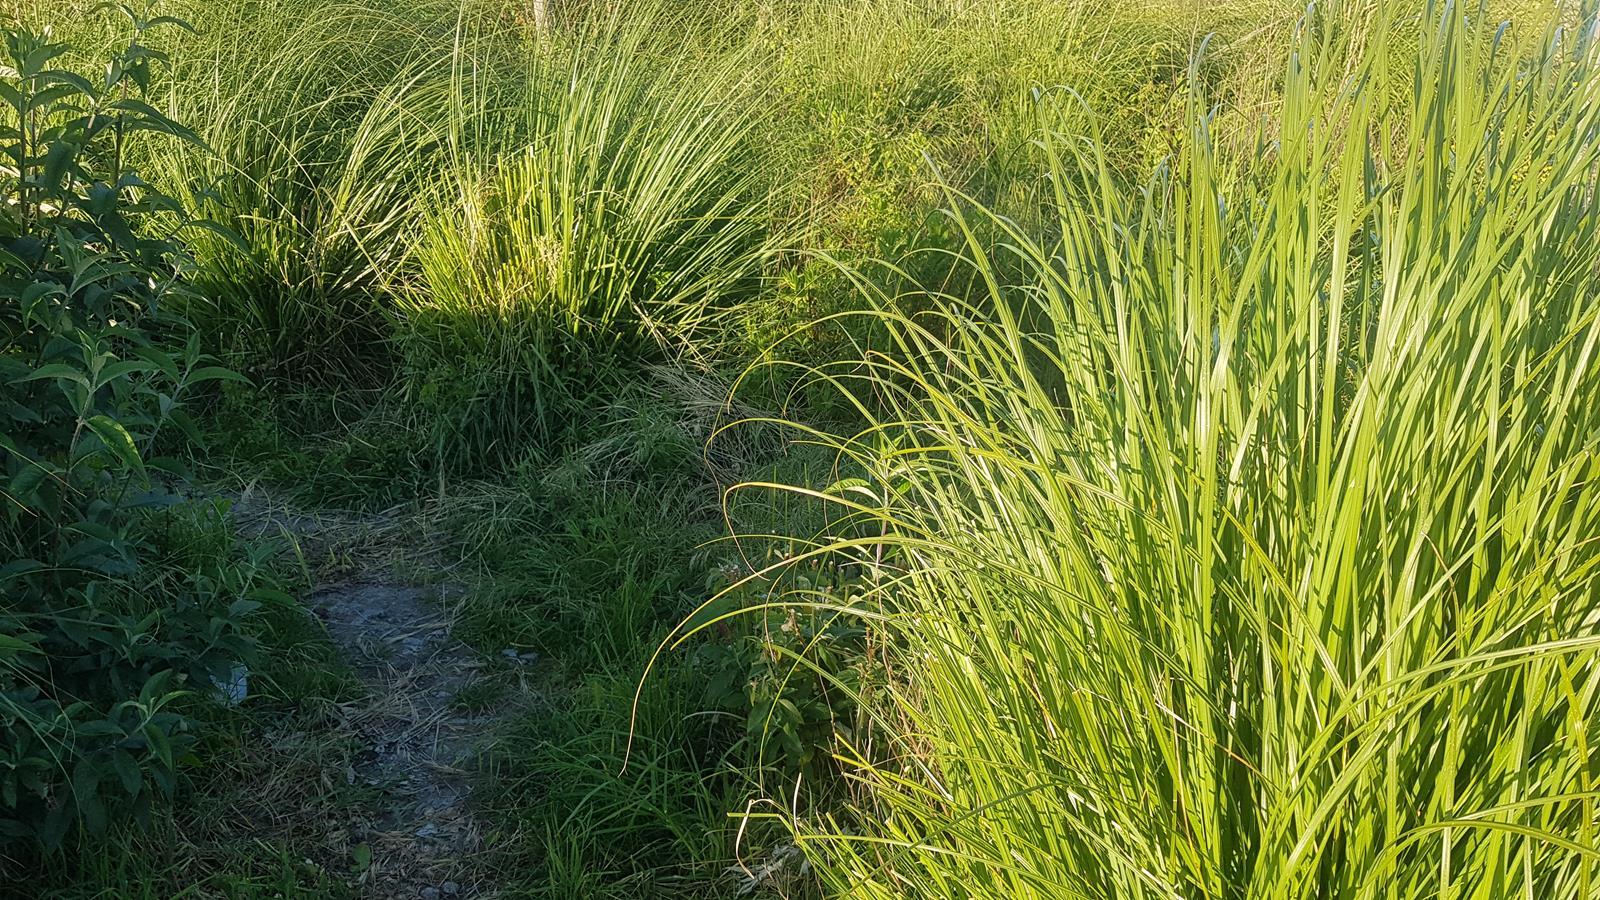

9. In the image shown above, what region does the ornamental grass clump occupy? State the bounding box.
[739,2,1600,896]
[399,6,773,467]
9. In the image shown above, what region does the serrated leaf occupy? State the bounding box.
[7,463,49,504]
[73,720,125,738]
[71,759,107,834]
[106,98,204,147]
[39,798,71,850]
[146,456,191,480]
[0,559,46,582]
[0,633,39,659]
[111,751,142,797]
[146,15,197,33]
[38,69,98,100]
[165,408,201,445]
[99,359,155,384]
[132,346,180,381]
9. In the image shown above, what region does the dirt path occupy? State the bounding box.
[312,580,491,898]
[232,491,506,899]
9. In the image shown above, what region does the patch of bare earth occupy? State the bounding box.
[234,489,509,899]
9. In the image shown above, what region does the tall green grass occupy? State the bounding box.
[735,0,1300,369]
[398,7,775,467]
[762,0,1294,183]
[63,0,1302,393]
[133,0,473,376]
[733,2,1600,896]
[28,0,1595,894]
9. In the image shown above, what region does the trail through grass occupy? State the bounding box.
[6,0,1598,897]
[232,492,503,899]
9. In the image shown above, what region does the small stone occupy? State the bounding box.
[420,889,441,900]
[442,882,460,895]
[415,823,439,839]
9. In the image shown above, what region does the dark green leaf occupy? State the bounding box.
[84,414,146,481]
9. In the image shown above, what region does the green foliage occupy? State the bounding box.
[750,2,1600,896]
[12,1,1592,896]
[199,379,428,509]
[21,516,370,897]
[0,15,269,846]
[694,564,882,780]
[413,369,840,896]
[435,411,743,897]
[400,6,775,470]
[132,0,470,378]
[483,660,746,900]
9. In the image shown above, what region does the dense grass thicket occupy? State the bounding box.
[734,5,1600,897]
[4,0,1599,897]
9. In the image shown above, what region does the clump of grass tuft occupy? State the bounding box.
[397,5,776,470]
[134,0,471,378]
[731,2,1600,896]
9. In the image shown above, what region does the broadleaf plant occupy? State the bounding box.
[0,14,261,847]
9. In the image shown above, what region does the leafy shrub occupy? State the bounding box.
[0,14,271,846]
[694,563,884,780]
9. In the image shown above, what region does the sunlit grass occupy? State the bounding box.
[17,0,1595,895]
[125,0,472,376]
[396,6,776,466]
[733,2,1600,896]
